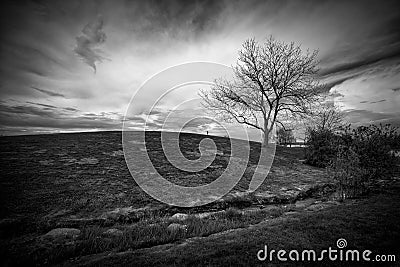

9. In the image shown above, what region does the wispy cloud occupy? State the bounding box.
[31,86,66,98]
[26,101,58,109]
[26,101,79,112]
[74,15,107,73]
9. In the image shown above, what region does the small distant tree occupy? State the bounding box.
[200,36,320,146]
[277,128,295,145]
[306,100,345,133]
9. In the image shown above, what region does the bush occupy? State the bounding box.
[305,128,338,167]
[306,124,399,199]
[328,146,368,200]
[349,124,398,180]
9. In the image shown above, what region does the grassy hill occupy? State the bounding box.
[0,131,327,219]
[0,131,398,266]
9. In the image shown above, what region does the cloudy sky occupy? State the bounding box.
[1,0,399,137]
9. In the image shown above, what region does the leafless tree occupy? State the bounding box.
[277,128,296,145]
[200,36,320,146]
[306,100,345,132]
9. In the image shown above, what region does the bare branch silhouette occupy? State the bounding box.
[200,36,320,146]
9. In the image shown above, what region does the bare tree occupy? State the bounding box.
[200,36,320,146]
[306,100,345,132]
[277,128,296,145]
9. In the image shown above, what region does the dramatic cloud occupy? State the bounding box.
[74,15,107,72]
[0,0,399,135]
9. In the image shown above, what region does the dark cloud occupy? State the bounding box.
[63,107,79,112]
[83,112,98,116]
[26,101,58,109]
[360,101,368,103]
[320,51,400,76]
[31,86,66,98]
[74,15,107,72]
[318,0,400,76]
[369,99,387,104]
[124,0,226,39]
[392,87,400,92]
[0,102,122,134]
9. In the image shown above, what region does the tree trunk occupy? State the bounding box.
[262,118,271,147]
[262,130,270,147]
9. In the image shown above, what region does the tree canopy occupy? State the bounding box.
[200,36,320,145]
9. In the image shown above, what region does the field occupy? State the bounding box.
[0,131,399,266]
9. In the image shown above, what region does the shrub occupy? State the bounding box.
[328,146,368,200]
[349,124,398,180]
[305,128,338,167]
[307,124,399,199]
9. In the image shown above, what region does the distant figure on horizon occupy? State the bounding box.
[206,131,208,135]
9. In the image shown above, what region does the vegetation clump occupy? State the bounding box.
[305,124,399,199]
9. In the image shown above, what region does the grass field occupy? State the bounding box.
[0,131,398,266]
[0,131,328,219]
